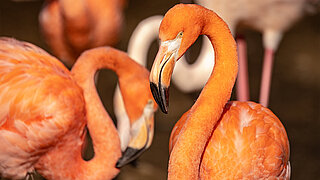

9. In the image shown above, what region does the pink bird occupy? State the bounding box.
[196,0,318,106]
[0,37,156,179]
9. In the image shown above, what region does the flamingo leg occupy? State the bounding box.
[259,48,274,107]
[236,37,250,102]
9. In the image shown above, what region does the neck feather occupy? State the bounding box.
[168,12,238,179]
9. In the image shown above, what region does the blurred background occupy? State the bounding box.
[0,0,319,179]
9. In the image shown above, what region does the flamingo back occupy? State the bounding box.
[0,38,86,179]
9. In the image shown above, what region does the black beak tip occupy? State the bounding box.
[150,82,169,114]
[116,147,144,168]
[115,160,123,169]
[162,107,168,114]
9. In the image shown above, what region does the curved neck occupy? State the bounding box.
[194,12,238,114]
[69,47,130,179]
[74,47,150,121]
[168,12,238,179]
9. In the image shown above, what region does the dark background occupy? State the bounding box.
[0,0,319,179]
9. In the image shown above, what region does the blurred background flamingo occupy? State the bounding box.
[39,0,126,67]
[0,0,320,179]
[196,0,319,107]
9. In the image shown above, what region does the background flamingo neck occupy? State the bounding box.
[168,12,238,180]
[69,48,123,179]
[127,16,163,66]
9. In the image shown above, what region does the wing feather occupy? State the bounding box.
[0,38,86,178]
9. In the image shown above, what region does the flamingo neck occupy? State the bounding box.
[194,12,238,115]
[74,47,150,123]
[68,47,125,179]
[168,12,238,179]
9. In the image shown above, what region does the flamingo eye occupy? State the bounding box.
[177,31,183,38]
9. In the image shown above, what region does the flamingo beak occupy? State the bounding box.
[116,100,155,168]
[149,37,181,113]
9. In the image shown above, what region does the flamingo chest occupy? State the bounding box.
[199,101,290,179]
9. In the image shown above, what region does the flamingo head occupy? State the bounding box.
[116,100,155,168]
[115,56,158,168]
[149,4,205,113]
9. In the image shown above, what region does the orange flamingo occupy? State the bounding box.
[149,4,290,179]
[39,0,125,67]
[0,37,156,179]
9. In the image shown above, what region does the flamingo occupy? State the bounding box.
[196,0,315,107]
[113,15,214,150]
[149,4,290,179]
[39,0,125,67]
[0,37,156,179]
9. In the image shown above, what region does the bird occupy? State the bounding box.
[39,0,125,67]
[196,0,316,107]
[126,15,215,93]
[149,4,290,179]
[0,37,156,179]
[113,15,214,151]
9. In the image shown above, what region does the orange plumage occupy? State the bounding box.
[0,37,155,180]
[149,4,290,179]
[0,37,88,179]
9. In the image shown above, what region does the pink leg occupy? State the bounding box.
[236,37,250,102]
[259,49,274,107]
